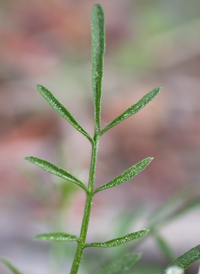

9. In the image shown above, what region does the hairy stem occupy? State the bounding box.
[70,135,100,274]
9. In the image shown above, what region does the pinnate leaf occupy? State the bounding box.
[25,156,88,193]
[94,157,153,194]
[37,84,93,143]
[100,87,162,136]
[95,253,141,274]
[91,4,105,132]
[1,258,23,274]
[161,245,200,274]
[34,232,78,242]
[84,229,149,248]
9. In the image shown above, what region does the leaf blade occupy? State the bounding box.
[152,230,174,261]
[84,229,149,248]
[161,245,200,274]
[1,258,23,274]
[25,156,88,193]
[91,4,105,133]
[94,157,153,194]
[148,184,197,227]
[100,87,162,136]
[34,232,78,242]
[95,253,141,274]
[37,84,93,143]
[164,197,200,224]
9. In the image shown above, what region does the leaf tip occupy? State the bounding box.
[36,84,46,94]
[92,3,104,12]
[146,157,154,165]
[93,3,102,8]
[34,235,39,241]
[36,84,42,90]
[24,156,33,162]
[142,229,150,236]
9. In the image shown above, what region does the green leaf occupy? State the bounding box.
[25,156,88,193]
[34,232,79,242]
[165,197,200,224]
[152,229,174,261]
[37,84,93,143]
[94,157,153,194]
[161,245,200,274]
[91,4,105,133]
[1,258,23,274]
[95,253,141,274]
[114,207,145,239]
[84,229,149,248]
[100,87,162,136]
[148,184,197,227]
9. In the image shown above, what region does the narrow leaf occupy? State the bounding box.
[114,207,145,239]
[148,185,199,227]
[95,253,141,274]
[161,245,200,274]
[152,230,174,261]
[37,84,93,143]
[1,258,23,274]
[34,232,79,242]
[94,157,153,194]
[91,4,105,132]
[100,87,162,136]
[84,229,149,248]
[25,156,88,193]
[165,197,200,224]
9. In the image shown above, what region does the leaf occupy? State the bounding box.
[37,84,93,143]
[114,207,146,239]
[148,184,197,227]
[152,229,174,261]
[25,156,88,193]
[100,87,162,136]
[1,258,23,274]
[94,157,153,194]
[34,232,79,242]
[84,229,149,248]
[165,197,200,224]
[91,4,105,133]
[161,245,200,274]
[95,253,141,274]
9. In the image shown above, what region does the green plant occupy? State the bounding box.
[1,4,200,274]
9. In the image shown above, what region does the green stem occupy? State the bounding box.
[70,135,100,274]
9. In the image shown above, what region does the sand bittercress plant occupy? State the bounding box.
[1,4,200,274]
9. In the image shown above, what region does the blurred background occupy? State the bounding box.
[0,0,200,273]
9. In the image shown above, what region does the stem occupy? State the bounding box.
[70,135,100,274]
[70,5,104,272]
